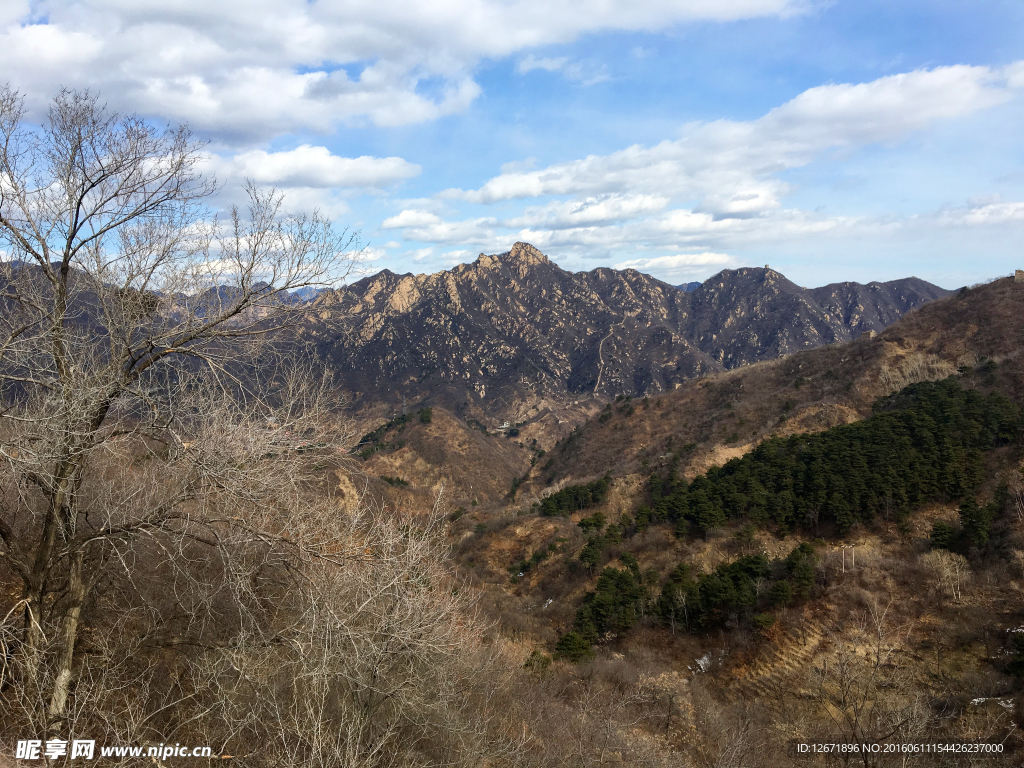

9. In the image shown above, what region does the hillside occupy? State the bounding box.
[533,276,1024,487]
[303,242,948,424]
[441,275,1024,766]
[338,405,532,513]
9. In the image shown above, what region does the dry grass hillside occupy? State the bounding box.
[451,467,1024,765]
[342,406,532,511]
[341,393,606,513]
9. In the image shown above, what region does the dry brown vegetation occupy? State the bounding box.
[455,485,1024,765]
[4,85,1024,768]
[358,406,531,510]
[0,87,530,767]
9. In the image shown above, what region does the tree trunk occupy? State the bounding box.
[47,549,87,731]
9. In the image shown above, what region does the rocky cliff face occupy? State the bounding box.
[679,268,949,368]
[303,242,949,419]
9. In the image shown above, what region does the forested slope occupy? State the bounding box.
[649,378,1019,535]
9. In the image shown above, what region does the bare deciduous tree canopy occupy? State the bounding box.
[0,87,526,766]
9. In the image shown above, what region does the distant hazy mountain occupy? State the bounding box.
[302,242,950,417]
[677,281,702,292]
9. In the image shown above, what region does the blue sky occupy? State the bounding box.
[3,0,1024,288]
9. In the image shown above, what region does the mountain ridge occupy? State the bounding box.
[305,243,950,420]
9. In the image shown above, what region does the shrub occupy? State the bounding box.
[930,520,958,550]
[554,632,595,662]
[634,505,651,532]
[448,507,466,522]
[523,649,552,673]
[509,541,559,582]
[619,552,641,579]
[578,511,606,534]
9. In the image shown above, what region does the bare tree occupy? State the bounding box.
[686,677,773,768]
[809,600,927,768]
[0,86,528,767]
[920,550,970,604]
[0,86,370,742]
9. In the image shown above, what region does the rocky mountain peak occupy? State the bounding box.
[306,244,951,417]
[507,241,548,265]
[472,241,550,271]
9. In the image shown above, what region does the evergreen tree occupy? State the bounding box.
[645,379,1018,537]
[959,497,993,548]
[555,565,649,661]
[554,632,595,662]
[579,537,605,570]
[786,543,816,600]
[770,580,793,606]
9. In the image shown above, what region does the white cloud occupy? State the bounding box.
[360,245,390,263]
[382,208,502,245]
[408,247,435,262]
[199,146,419,218]
[379,62,1024,272]
[382,210,444,228]
[615,252,735,281]
[516,54,609,85]
[447,63,1024,219]
[0,0,800,138]
[208,146,420,189]
[380,201,870,258]
[500,157,538,174]
[258,187,352,219]
[936,200,1024,226]
[501,194,669,229]
[398,215,499,245]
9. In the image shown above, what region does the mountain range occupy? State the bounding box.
[305,242,950,421]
